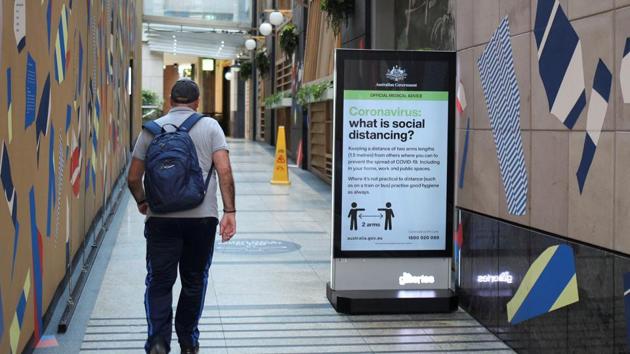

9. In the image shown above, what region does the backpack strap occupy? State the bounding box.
[179,112,205,132]
[179,112,214,193]
[142,112,204,135]
[142,121,162,136]
[203,164,214,194]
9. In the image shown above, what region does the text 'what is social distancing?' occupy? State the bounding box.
[347,112,426,143]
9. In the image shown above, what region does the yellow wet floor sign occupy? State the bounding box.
[271,126,290,185]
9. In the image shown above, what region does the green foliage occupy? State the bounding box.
[296,81,332,106]
[141,89,161,106]
[141,89,163,121]
[279,23,299,60]
[239,61,252,81]
[264,93,282,107]
[320,0,354,36]
[255,50,271,78]
[264,91,292,108]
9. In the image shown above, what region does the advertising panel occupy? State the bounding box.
[333,50,455,258]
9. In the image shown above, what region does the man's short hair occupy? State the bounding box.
[171,78,200,104]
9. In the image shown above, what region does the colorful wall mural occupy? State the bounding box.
[455,1,630,350]
[455,0,630,252]
[476,16,528,217]
[0,1,141,352]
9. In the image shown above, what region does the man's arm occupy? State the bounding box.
[214,150,235,210]
[213,150,236,241]
[127,157,149,214]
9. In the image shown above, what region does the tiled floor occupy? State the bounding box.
[56,139,514,353]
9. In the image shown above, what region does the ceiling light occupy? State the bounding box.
[270,11,284,26]
[259,22,272,36]
[245,39,257,50]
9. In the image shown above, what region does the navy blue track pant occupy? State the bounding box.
[144,217,218,353]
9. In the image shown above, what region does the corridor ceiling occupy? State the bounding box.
[143,0,252,60]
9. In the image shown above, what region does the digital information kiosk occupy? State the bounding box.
[327,49,457,314]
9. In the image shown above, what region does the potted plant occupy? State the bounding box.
[320,0,354,36]
[264,93,283,107]
[279,23,299,60]
[264,91,293,108]
[296,81,333,106]
[141,89,163,121]
[255,50,271,78]
[239,61,252,81]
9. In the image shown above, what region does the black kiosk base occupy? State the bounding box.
[326,282,458,315]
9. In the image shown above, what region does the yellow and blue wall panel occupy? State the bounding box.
[507,244,579,324]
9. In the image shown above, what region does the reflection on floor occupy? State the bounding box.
[57,139,515,353]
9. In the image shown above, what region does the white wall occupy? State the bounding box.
[230,72,238,113]
[142,43,164,99]
[163,53,199,66]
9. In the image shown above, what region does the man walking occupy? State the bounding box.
[127,79,236,354]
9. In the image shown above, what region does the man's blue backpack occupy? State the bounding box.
[142,113,212,213]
